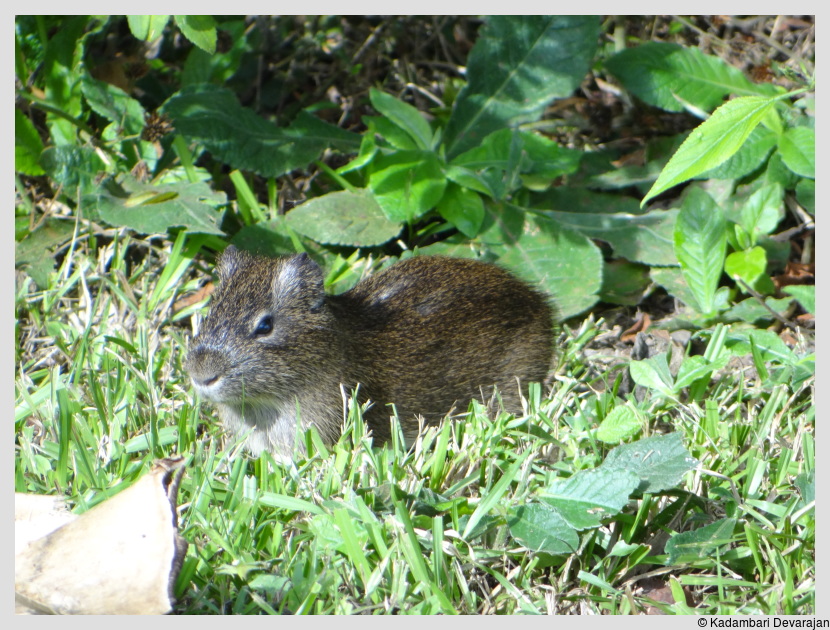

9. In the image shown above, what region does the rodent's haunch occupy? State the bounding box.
[186,246,555,456]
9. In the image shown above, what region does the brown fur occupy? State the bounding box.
[186,247,555,456]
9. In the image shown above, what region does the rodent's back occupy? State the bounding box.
[330,256,554,439]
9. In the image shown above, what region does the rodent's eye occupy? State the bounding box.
[253,315,274,336]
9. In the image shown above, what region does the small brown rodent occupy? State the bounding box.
[186,246,555,456]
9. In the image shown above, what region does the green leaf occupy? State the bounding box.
[596,405,643,443]
[666,518,737,564]
[126,15,170,42]
[724,246,767,285]
[368,151,446,222]
[778,126,815,178]
[782,285,815,315]
[601,433,699,495]
[364,116,418,151]
[436,183,485,238]
[629,353,675,398]
[673,355,728,391]
[444,16,599,158]
[599,261,651,306]
[285,189,402,247]
[15,109,45,175]
[85,175,226,235]
[451,128,581,200]
[536,189,679,266]
[162,84,360,178]
[175,15,217,54]
[723,296,795,325]
[795,179,814,215]
[642,95,780,206]
[674,188,727,316]
[81,75,146,136]
[230,218,297,259]
[541,467,641,529]
[739,184,784,244]
[698,124,777,180]
[486,207,602,319]
[369,88,433,150]
[605,42,777,113]
[507,503,578,555]
[15,218,76,267]
[40,145,108,198]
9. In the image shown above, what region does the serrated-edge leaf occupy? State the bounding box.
[674,188,727,315]
[643,95,779,206]
[445,16,599,157]
[778,126,815,178]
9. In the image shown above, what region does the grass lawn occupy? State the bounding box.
[14,235,815,614]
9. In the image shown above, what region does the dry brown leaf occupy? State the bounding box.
[15,457,188,615]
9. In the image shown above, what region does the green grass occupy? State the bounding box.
[15,241,815,615]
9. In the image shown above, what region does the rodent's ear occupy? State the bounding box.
[216,245,242,284]
[273,253,326,312]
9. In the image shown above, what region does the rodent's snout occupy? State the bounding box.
[185,344,229,399]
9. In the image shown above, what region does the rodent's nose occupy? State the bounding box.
[186,345,225,388]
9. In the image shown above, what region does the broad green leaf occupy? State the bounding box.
[541,467,641,529]
[599,261,651,306]
[674,188,727,316]
[698,124,777,180]
[596,405,643,443]
[642,95,780,206]
[739,183,784,244]
[41,17,88,144]
[81,75,146,136]
[444,16,599,157]
[285,189,402,247]
[673,355,728,391]
[451,128,581,199]
[436,183,485,238]
[230,218,298,259]
[487,207,602,319]
[15,219,76,266]
[85,175,225,235]
[666,518,737,564]
[795,179,814,215]
[535,189,678,266]
[629,353,675,398]
[782,285,815,315]
[176,15,217,54]
[507,503,579,555]
[778,126,815,178]
[163,84,360,177]
[15,109,45,175]
[127,15,170,42]
[369,88,433,150]
[368,151,446,222]
[605,42,777,113]
[724,296,796,325]
[600,433,699,495]
[364,115,418,151]
[724,246,767,285]
[40,145,108,198]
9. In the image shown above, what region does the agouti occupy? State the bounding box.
[186,246,555,456]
